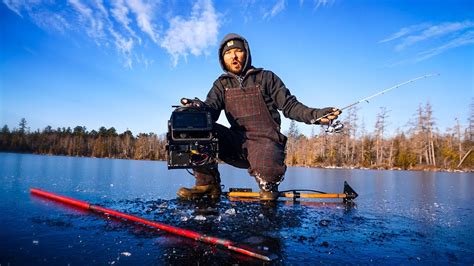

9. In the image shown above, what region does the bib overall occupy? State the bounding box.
[194,72,287,191]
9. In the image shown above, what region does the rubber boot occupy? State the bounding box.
[254,174,280,201]
[258,184,279,201]
[177,183,222,200]
[177,167,221,200]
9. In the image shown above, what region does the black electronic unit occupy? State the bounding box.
[166,104,218,169]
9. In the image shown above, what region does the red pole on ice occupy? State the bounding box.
[30,188,273,261]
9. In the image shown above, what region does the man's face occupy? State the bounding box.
[223,48,246,75]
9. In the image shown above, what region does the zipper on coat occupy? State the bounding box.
[226,68,260,89]
[237,76,244,89]
[227,72,244,89]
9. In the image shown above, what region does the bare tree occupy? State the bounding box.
[469,98,474,142]
[424,102,436,166]
[454,118,463,162]
[374,107,390,166]
[342,106,359,165]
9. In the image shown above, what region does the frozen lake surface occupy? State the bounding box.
[0,152,473,264]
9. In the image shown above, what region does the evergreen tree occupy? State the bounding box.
[19,118,27,134]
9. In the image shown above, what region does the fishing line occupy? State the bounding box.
[311,73,440,133]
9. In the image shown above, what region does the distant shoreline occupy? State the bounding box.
[2,151,471,173]
[302,164,472,173]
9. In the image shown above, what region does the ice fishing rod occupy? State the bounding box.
[311,73,440,133]
[30,188,275,262]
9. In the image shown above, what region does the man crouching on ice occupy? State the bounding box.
[177,33,340,201]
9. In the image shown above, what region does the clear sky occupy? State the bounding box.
[1,0,473,137]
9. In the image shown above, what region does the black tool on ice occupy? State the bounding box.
[225,181,358,203]
[311,74,439,133]
[166,98,219,169]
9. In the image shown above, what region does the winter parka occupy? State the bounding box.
[204,33,325,131]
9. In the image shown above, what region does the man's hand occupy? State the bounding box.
[181,97,205,107]
[316,107,341,125]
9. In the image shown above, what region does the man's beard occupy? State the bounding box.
[226,59,244,74]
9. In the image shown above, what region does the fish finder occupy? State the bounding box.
[166,102,218,169]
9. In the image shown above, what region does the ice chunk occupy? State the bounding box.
[319,219,330,226]
[158,202,168,208]
[194,215,206,221]
[225,208,236,215]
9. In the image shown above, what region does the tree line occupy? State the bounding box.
[0,119,166,161]
[1,101,472,171]
[285,101,473,171]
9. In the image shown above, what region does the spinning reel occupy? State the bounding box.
[325,120,344,133]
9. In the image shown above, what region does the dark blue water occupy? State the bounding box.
[1,152,473,264]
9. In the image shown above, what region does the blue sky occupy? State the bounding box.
[1,0,473,137]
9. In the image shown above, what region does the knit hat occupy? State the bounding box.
[221,39,245,56]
